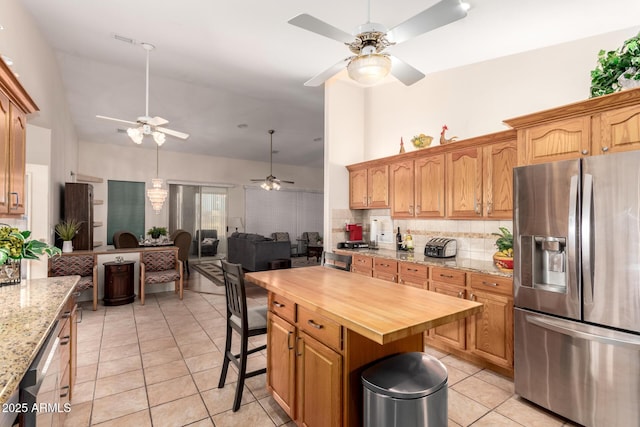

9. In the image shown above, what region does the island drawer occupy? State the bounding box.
[297,305,342,352]
[431,267,466,286]
[269,293,296,323]
[469,273,513,296]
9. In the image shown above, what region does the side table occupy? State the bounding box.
[103,261,136,306]
[307,244,323,262]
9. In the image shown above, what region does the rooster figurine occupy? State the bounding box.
[440,125,457,145]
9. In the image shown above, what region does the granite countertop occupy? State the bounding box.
[338,248,513,278]
[0,276,79,405]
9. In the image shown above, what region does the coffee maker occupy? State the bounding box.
[345,223,363,242]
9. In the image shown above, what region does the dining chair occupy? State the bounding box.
[48,252,98,310]
[321,251,353,271]
[139,248,183,305]
[170,229,192,276]
[113,231,140,249]
[218,260,267,412]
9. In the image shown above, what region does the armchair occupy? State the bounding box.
[171,229,192,276]
[271,232,298,257]
[193,229,219,257]
[49,252,98,310]
[113,231,140,249]
[139,248,183,305]
[300,231,321,256]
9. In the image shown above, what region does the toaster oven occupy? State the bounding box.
[424,238,457,258]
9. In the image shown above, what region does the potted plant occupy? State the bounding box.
[147,226,167,240]
[0,225,61,285]
[55,219,82,253]
[590,31,640,97]
[492,227,513,271]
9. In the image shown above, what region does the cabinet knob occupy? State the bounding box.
[581,149,589,155]
[602,146,609,152]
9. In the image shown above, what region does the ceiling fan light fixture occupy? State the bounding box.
[152,131,166,146]
[347,54,391,85]
[127,127,143,144]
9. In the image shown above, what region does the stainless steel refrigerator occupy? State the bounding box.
[513,151,640,427]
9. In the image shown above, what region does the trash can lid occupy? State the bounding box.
[361,352,448,399]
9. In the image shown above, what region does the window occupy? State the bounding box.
[107,180,145,244]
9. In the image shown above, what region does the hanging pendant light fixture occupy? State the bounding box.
[147,145,168,214]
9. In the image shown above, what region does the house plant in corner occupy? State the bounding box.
[590,31,640,97]
[492,227,513,272]
[147,226,167,240]
[55,219,82,253]
[0,224,61,285]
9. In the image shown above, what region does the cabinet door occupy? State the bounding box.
[415,154,445,218]
[483,140,517,219]
[467,290,513,369]
[522,116,591,164]
[268,313,296,418]
[389,160,414,218]
[297,332,342,427]
[428,281,466,350]
[599,105,640,154]
[0,92,9,213]
[367,165,389,208]
[447,147,483,218]
[8,105,26,214]
[349,169,368,209]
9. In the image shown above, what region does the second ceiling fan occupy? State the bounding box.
[251,130,294,190]
[96,43,189,145]
[289,0,468,86]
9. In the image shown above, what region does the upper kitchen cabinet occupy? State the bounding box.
[0,59,38,217]
[505,87,640,165]
[446,131,516,219]
[347,164,389,209]
[390,155,445,218]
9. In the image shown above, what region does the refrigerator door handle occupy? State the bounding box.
[582,173,594,305]
[526,314,640,350]
[568,174,579,300]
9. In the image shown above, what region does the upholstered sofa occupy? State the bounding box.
[227,232,291,271]
[192,229,219,256]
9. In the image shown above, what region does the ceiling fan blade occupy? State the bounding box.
[145,116,169,127]
[390,56,426,86]
[156,127,190,140]
[250,179,265,182]
[304,57,351,87]
[288,14,353,44]
[386,0,468,45]
[280,180,295,184]
[96,115,137,125]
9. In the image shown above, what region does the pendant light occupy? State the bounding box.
[147,145,168,213]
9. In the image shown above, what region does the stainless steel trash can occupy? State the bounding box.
[362,352,448,427]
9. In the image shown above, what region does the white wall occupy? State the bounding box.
[325,26,640,259]
[78,141,323,246]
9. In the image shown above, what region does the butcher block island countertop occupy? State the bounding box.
[245,266,483,427]
[246,266,483,345]
[0,276,79,405]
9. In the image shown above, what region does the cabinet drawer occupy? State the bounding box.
[352,254,373,269]
[297,305,342,352]
[269,293,296,324]
[431,267,466,286]
[373,258,397,274]
[399,262,428,288]
[469,273,513,296]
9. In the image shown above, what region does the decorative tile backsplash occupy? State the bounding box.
[330,208,512,262]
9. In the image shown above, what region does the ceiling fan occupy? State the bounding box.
[251,130,294,190]
[288,0,468,86]
[96,43,189,145]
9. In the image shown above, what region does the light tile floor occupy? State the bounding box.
[63,270,580,427]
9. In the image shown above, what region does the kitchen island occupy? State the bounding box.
[245,266,483,426]
[0,276,80,408]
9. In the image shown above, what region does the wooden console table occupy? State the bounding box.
[103,261,135,305]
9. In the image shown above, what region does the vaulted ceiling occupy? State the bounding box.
[19,0,640,168]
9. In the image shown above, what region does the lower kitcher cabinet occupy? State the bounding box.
[428,281,466,350]
[267,311,343,427]
[467,289,514,369]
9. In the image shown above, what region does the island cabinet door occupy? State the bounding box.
[296,331,342,427]
[267,313,296,418]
